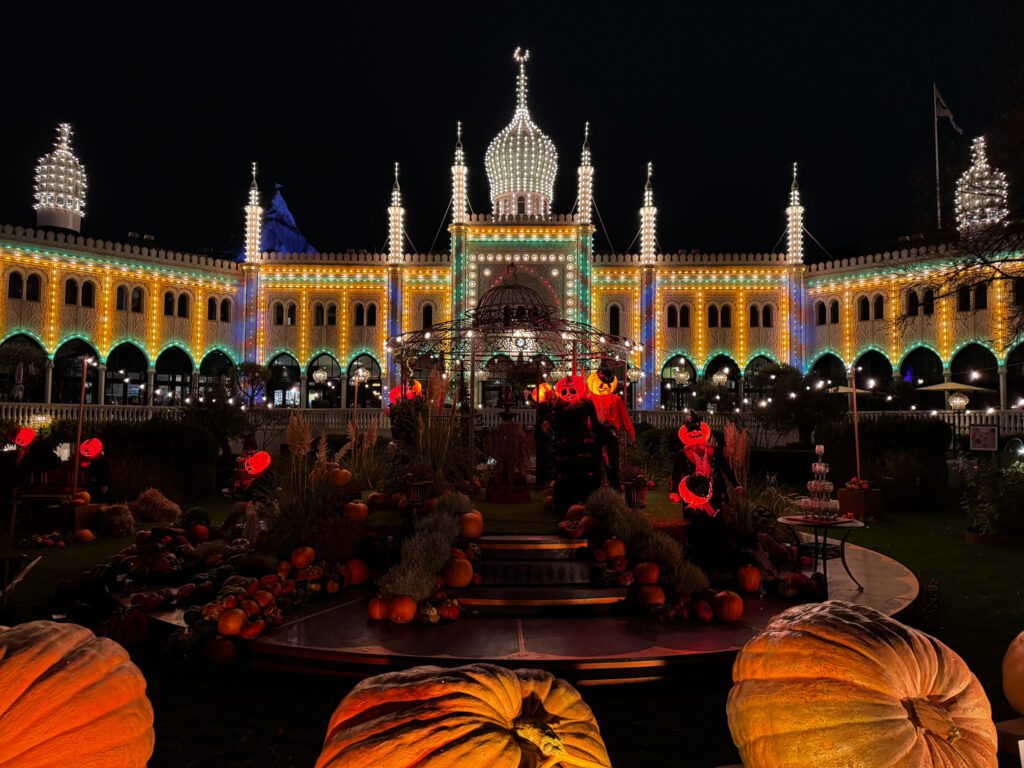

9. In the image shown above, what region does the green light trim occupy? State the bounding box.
[305,348,341,369]
[198,345,239,366]
[852,345,893,365]
[896,342,942,370]
[0,328,48,353]
[53,334,101,361]
[263,347,300,366]
[701,351,741,376]
[106,338,151,366]
[155,341,197,367]
[743,350,780,373]
[947,339,999,369]
[805,348,847,371]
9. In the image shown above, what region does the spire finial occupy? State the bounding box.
[513,47,530,111]
[456,120,463,148]
[791,161,799,190]
[583,121,590,150]
[56,123,73,150]
[250,161,258,189]
[646,161,653,189]
[393,161,400,190]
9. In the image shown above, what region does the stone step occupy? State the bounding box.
[476,559,592,586]
[476,534,588,560]
[459,585,628,615]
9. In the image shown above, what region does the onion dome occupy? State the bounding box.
[955,135,1008,234]
[34,123,87,232]
[484,48,558,218]
[470,265,556,328]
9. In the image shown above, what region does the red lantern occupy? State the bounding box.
[387,379,422,405]
[531,382,555,403]
[79,438,104,460]
[12,427,36,447]
[244,450,272,476]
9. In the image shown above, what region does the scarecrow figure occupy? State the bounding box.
[550,375,602,514]
[670,410,739,518]
[586,366,634,488]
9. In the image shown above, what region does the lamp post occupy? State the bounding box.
[71,356,94,498]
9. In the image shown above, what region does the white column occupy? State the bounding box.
[998,365,1008,410]
[44,361,54,403]
[97,364,107,404]
[146,369,155,406]
[300,374,308,408]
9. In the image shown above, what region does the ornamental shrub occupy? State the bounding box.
[963,459,1024,537]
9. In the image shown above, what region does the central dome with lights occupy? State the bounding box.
[484,48,558,218]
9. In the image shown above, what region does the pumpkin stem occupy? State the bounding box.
[903,698,963,744]
[513,719,608,768]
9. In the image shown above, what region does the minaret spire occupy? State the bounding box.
[577,122,593,225]
[514,47,530,112]
[786,162,804,264]
[452,122,468,224]
[388,162,404,263]
[640,162,656,264]
[244,161,262,261]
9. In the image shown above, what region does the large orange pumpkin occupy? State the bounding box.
[727,600,998,768]
[1003,630,1024,715]
[443,557,474,589]
[459,511,484,539]
[0,620,155,768]
[315,663,611,768]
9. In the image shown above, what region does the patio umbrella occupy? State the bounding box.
[10,362,24,402]
[828,385,875,395]
[917,382,995,392]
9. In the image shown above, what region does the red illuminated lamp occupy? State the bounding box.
[531,382,555,403]
[79,438,104,460]
[12,427,36,447]
[244,450,272,476]
[387,379,423,405]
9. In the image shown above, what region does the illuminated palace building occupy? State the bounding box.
[2,50,1024,413]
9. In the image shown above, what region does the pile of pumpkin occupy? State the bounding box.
[367,509,484,625]
[557,502,599,539]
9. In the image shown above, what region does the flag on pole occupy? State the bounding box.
[934,84,963,135]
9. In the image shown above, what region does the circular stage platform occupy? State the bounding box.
[247,540,918,685]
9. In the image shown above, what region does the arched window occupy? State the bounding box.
[207,297,218,320]
[679,305,690,328]
[7,272,23,300]
[326,303,337,326]
[313,303,325,326]
[25,274,41,302]
[720,304,732,328]
[815,301,826,326]
[286,302,297,326]
[64,278,78,305]
[872,294,884,320]
[163,291,175,316]
[667,305,678,328]
[354,304,365,326]
[81,280,95,308]
[177,293,189,318]
[366,303,377,326]
[974,283,988,310]
[957,285,971,312]
[421,303,434,329]
[906,291,920,317]
[1015,279,1024,307]
[749,304,760,328]
[517,196,526,215]
[922,289,935,316]
[131,287,144,313]
[762,305,773,328]
[829,299,840,324]
[273,302,284,326]
[220,299,231,322]
[608,304,621,336]
[116,285,128,311]
[708,305,719,328]
[858,296,870,322]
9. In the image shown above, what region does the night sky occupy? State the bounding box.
[2,2,1022,260]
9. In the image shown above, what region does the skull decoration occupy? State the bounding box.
[586,367,618,396]
[555,375,587,405]
[244,450,272,476]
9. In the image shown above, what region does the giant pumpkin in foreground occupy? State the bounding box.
[727,600,997,768]
[315,663,611,767]
[0,621,155,768]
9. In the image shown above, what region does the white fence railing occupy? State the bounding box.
[2,402,1023,437]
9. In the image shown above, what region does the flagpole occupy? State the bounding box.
[933,82,942,230]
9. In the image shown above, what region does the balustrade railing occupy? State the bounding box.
[2,402,1022,438]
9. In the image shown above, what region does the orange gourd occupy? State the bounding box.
[638,585,665,608]
[342,502,368,524]
[328,468,353,488]
[735,564,762,594]
[460,511,484,539]
[602,538,626,560]
[727,600,998,768]
[315,663,611,768]
[634,562,660,585]
[443,558,474,589]
[0,620,155,768]
[346,559,369,586]
[712,590,744,622]
[367,596,390,621]
[566,504,587,521]
[387,596,417,624]
[290,546,316,570]
[1004,630,1024,715]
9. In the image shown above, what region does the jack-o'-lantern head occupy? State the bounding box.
[244,450,272,476]
[555,375,587,405]
[587,366,618,396]
[677,418,711,447]
[79,437,104,460]
[531,382,556,403]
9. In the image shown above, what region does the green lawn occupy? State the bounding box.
[3,494,1022,767]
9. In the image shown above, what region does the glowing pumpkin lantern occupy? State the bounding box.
[555,375,587,405]
[244,450,272,476]
[12,427,36,447]
[531,382,555,403]
[387,379,422,405]
[586,368,618,396]
[677,420,711,447]
[79,437,104,460]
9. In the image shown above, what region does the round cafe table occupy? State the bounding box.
[777,516,865,592]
